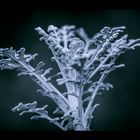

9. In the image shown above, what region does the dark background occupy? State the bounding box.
[0,9,140,131]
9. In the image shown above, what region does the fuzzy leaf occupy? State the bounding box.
[47,25,58,32]
[12,103,27,112]
[76,28,88,42]
[53,107,63,115]
[83,96,91,103]
[31,115,43,120]
[17,48,25,61]
[19,110,31,116]
[56,78,66,85]
[100,83,113,91]
[42,68,52,76]
[25,101,37,109]
[34,61,45,74]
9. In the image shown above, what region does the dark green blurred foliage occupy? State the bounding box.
[0,9,140,131]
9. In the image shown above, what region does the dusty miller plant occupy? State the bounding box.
[0,25,140,131]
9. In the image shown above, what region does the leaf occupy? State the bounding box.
[35,27,49,40]
[56,78,66,85]
[99,83,113,91]
[0,62,18,70]
[17,48,25,61]
[17,71,30,76]
[108,64,125,73]
[88,82,113,92]
[53,117,60,121]
[83,96,91,103]
[19,110,31,116]
[60,118,68,127]
[24,53,38,63]
[0,58,11,64]
[25,101,37,110]
[47,25,58,32]
[91,104,100,113]
[34,61,45,74]
[42,105,48,110]
[42,68,52,76]
[51,57,55,61]
[69,38,85,51]
[61,25,75,31]
[0,48,39,75]
[100,64,112,71]
[49,117,60,123]
[101,26,110,35]
[111,26,126,32]
[36,89,51,97]
[76,28,88,42]
[31,115,43,120]
[36,61,45,69]
[0,58,19,70]
[35,108,48,116]
[11,103,27,112]
[2,47,16,60]
[53,107,63,115]
[17,66,33,76]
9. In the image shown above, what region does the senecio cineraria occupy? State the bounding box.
[0,25,140,131]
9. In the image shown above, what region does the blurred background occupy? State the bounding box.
[0,9,140,131]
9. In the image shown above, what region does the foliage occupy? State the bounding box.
[0,25,140,130]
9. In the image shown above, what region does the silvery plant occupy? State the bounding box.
[0,25,140,131]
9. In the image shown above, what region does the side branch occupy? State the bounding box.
[84,73,106,122]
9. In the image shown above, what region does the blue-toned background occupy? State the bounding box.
[0,9,140,131]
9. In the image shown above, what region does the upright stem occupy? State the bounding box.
[74,69,86,131]
[46,36,78,110]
